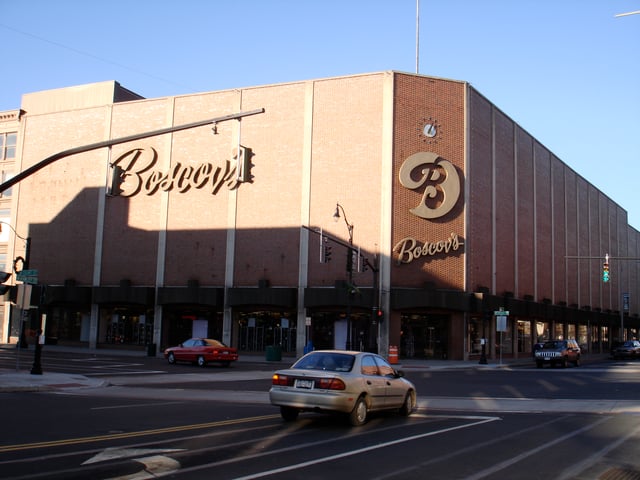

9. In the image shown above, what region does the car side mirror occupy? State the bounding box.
[395,370,405,378]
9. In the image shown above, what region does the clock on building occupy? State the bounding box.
[418,117,441,144]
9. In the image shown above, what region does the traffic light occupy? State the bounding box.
[603,261,610,282]
[108,164,124,196]
[321,237,332,263]
[323,244,332,263]
[0,271,11,295]
[236,145,254,183]
[361,255,369,272]
[346,247,354,273]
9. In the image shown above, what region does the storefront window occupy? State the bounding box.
[163,307,222,347]
[236,311,296,353]
[535,321,550,343]
[401,314,449,359]
[305,311,372,351]
[554,323,564,340]
[467,316,483,355]
[45,307,91,345]
[99,307,154,347]
[567,324,576,341]
[590,325,608,353]
[601,326,609,352]
[517,320,531,353]
[577,324,588,351]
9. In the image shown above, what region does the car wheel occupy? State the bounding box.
[536,361,543,368]
[280,406,299,422]
[574,356,580,367]
[349,396,368,426]
[561,357,568,368]
[399,391,415,416]
[167,352,176,364]
[197,355,206,367]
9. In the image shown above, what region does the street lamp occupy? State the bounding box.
[479,313,488,364]
[333,203,354,244]
[0,221,31,271]
[333,203,354,350]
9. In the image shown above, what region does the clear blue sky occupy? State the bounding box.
[2,1,639,227]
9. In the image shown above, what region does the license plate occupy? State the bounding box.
[222,351,229,355]
[294,379,314,389]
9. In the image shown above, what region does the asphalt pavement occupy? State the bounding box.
[0,342,531,393]
[2,344,637,414]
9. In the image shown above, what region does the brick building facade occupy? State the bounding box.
[1,72,638,360]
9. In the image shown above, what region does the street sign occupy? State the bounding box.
[496,316,507,332]
[494,310,509,316]
[16,269,38,284]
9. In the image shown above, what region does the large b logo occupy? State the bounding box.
[398,152,460,219]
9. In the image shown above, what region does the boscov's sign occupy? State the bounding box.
[393,233,464,265]
[398,151,460,219]
[112,147,243,197]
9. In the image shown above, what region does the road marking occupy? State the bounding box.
[556,422,640,480]
[91,401,185,410]
[0,414,280,453]
[83,447,185,465]
[462,416,611,480]
[229,416,501,480]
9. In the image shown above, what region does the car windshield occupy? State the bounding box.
[203,339,227,347]
[292,352,355,372]
[543,341,563,349]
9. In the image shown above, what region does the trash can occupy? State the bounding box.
[147,343,157,357]
[265,345,282,361]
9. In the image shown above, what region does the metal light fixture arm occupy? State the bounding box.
[0,221,31,270]
[333,203,354,245]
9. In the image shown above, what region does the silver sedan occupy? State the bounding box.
[269,350,417,426]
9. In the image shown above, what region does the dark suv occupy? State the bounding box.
[534,339,581,368]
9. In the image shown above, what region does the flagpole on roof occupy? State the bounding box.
[415,0,420,74]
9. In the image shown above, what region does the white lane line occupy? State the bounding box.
[557,421,640,480]
[461,416,611,480]
[231,416,501,480]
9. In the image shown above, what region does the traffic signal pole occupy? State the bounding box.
[566,254,640,341]
[0,108,265,195]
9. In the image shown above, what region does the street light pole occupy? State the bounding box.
[0,221,31,270]
[333,203,354,350]
[479,313,488,364]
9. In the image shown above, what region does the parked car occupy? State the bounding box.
[534,339,581,368]
[164,338,238,367]
[611,340,640,360]
[269,350,417,426]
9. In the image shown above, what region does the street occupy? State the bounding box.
[1,348,640,479]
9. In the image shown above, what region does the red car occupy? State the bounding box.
[164,338,238,367]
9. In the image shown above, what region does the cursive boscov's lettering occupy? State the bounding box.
[113,147,241,197]
[393,232,464,265]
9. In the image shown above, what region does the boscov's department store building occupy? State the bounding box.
[1,71,639,361]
